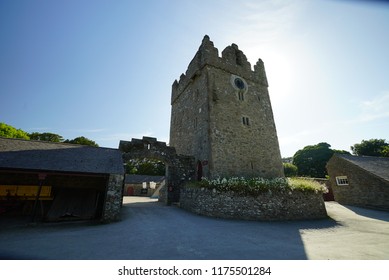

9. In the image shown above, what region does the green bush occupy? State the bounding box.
[186,177,327,196]
[283,163,298,177]
[288,177,327,193]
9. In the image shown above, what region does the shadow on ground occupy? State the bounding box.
[0,198,341,260]
[341,204,389,222]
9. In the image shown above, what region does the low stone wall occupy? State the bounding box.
[180,187,327,221]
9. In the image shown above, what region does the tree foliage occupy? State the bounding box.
[293,142,350,178]
[29,132,64,142]
[125,158,165,176]
[382,146,389,157]
[283,163,298,177]
[1,122,99,147]
[0,123,30,139]
[64,136,99,147]
[351,139,389,157]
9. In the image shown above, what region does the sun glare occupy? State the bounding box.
[260,51,293,103]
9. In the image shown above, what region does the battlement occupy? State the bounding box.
[171,35,268,104]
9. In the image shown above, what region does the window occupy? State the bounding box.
[231,75,248,92]
[242,117,250,126]
[234,77,245,90]
[238,91,244,101]
[336,176,349,186]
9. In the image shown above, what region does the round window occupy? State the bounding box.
[234,77,245,90]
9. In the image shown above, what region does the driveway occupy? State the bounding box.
[0,197,388,259]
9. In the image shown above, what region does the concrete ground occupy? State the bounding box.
[0,197,388,260]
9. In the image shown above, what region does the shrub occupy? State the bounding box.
[186,176,327,196]
[288,177,328,193]
[283,163,298,177]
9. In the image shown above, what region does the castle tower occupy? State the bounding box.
[169,35,284,179]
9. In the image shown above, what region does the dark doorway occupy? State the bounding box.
[45,188,102,222]
[197,160,203,181]
[127,187,134,196]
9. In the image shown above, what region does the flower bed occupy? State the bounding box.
[180,177,328,221]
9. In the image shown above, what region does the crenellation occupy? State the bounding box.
[254,58,268,86]
[184,35,218,80]
[221,44,252,74]
[172,79,179,90]
[174,36,266,102]
[171,73,190,105]
[197,34,219,64]
[179,73,186,85]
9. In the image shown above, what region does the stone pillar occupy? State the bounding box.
[101,173,124,222]
[162,165,180,205]
[158,157,196,205]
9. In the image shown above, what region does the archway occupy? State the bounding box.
[119,137,195,204]
[124,158,166,197]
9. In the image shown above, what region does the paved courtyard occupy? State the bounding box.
[0,197,388,260]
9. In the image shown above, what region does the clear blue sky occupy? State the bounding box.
[1,0,388,157]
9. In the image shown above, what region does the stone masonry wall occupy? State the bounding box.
[207,65,283,178]
[180,186,327,221]
[101,173,124,222]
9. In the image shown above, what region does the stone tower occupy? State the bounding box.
[169,35,284,179]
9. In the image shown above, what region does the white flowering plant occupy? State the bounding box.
[189,176,327,196]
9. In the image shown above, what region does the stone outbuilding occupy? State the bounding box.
[124,174,165,197]
[0,137,124,222]
[326,154,389,211]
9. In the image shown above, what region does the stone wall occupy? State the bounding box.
[101,173,124,222]
[180,186,327,221]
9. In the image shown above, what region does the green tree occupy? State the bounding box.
[382,146,389,157]
[333,149,352,155]
[125,158,165,176]
[293,143,332,178]
[293,142,333,178]
[283,163,298,177]
[64,136,99,147]
[351,139,389,157]
[0,123,30,139]
[29,132,64,142]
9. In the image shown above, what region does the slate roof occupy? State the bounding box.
[0,137,124,175]
[336,154,389,182]
[125,174,165,184]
